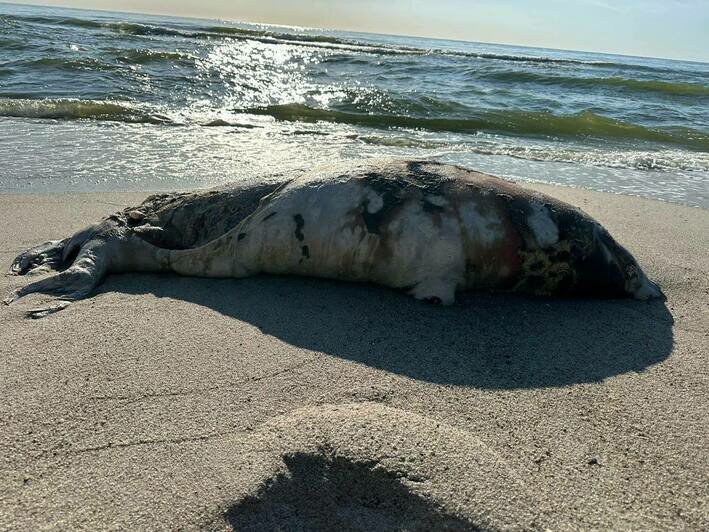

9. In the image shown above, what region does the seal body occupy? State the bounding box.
[166,159,660,303]
[5,159,661,314]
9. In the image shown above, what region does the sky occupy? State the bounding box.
[6,0,709,62]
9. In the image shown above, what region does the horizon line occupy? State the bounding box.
[2,0,708,64]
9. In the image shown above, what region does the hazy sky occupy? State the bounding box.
[7,0,709,61]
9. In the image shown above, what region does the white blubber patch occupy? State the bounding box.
[527,203,559,248]
[458,201,504,246]
[381,200,465,302]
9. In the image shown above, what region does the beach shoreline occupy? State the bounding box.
[3,2,708,210]
[1,182,707,529]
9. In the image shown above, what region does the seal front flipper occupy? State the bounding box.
[408,278,458,305]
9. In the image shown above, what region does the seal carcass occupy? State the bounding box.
[4,159,662,314]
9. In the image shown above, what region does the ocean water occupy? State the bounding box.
[1,3,707,207]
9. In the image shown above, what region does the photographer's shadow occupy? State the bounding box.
[112,273,674,389]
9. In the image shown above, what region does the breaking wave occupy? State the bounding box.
[357,135,709,172]
[0,98,171,124]
[245,104,709,151]
[3,97,707,152]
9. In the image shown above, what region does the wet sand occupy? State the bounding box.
[0,183,707,530]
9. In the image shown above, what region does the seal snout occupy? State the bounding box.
[632,274,664,301]
[601,234,663,300]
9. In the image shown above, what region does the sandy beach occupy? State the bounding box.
[0,183,707,530]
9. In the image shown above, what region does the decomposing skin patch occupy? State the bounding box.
[3,159,662,316]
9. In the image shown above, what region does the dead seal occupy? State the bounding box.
[4,159,661,316]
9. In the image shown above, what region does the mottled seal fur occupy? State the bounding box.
[4,159,661,316]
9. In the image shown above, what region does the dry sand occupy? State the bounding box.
[0,183,707,530]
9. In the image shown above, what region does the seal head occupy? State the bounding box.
[588,224,662,300]
[514,203,662,300]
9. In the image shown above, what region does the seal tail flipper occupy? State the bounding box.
[8,239,69,276]
[3,242,109,307]
[4,233,177,316]
[9,220,100,278]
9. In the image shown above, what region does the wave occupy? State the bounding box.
[485,71,709,97]
[7,50,191,71]
[445,50,611,66]
[10,14,204,39]
[204,25,345,45]
[244,104,709,151]
[1,97,707,178]
[0,37,26,50]
[0,98,172,124]
[357,135,709,172]
[113,49,193,64]
[12,57,121,72]
[56,18,199,38]
[0,98,262,127]
[3,98,707,152]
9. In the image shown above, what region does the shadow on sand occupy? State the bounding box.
[106,273,674,389]
[223,451,476,531]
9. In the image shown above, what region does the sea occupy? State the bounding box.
[1,2,707,207]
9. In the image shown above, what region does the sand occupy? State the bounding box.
[0,183,707,530]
